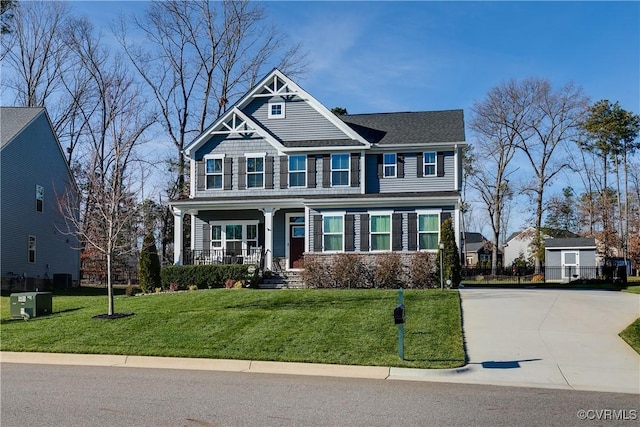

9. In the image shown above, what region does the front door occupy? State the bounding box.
[288,215,305,269]
[561,251,580,281]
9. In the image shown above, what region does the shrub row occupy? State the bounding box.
[302,252,439,289]
[161,264,251,290]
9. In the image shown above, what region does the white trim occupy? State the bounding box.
[321,212,346,253]
[369,212,393,252]
[288,154,307,188]
[423,151,437,177]
[245,154,266,189]
[203,154,225,190]
[383,153,397,178]
[454,144,459,190]
[268,101,285,119]
[360,151,366,195]
[330,153,350,187]
[416,209,442,252]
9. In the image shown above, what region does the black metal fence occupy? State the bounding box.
[183,248,263,266]
[461,265,627,285]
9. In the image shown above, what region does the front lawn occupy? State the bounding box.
[620,318,640,355]
[0,288,465,369]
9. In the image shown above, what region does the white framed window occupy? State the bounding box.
[323,215,344,252]
[289,155,306,187]
[210,222,260,255]
[370,214,391,251]
[383,153,396,178]
[331,154,350,186]
[35,184,44,212]
[28,235,36,263]
[418,212,440,250]
[205,156,224,189]
[423,152,436,176]
[246,155,264,188]
[268,102,285,119]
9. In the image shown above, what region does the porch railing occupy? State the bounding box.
[183,248,263,266]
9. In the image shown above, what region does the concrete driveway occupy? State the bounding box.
[456,289,640,393]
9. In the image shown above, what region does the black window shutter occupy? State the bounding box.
[280,156,288,189]
[407,213,417,251]
[258,223,265,248]
[322,154,330,188]
[202,223,210,251]
[307,155,317,188]
[440,212,451,225]
[265,156,274,189]
[350,153,360,187]
[397,154,405,178]
[197,160,205,191]
[238,157,246,190]
[392,213,403,251]
[313,215,323,252]
[377,154,383,178]
[345,214,355,252]
[416,153,423,178]
[223,158,233,190]
[360,214,370,252]
[437,152,445,177]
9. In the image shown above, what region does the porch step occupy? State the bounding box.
[259,271,305,289]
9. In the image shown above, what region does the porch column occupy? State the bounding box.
[261,208,278,271]
[173,208,184,265]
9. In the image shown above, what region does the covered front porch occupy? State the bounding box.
[170,199,307,272]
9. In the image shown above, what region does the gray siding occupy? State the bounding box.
[243,96,348,142]
[0,111,80,281]
[365,152,455,194]
[194,138,362,198]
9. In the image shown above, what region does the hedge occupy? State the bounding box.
[161,264,251,290]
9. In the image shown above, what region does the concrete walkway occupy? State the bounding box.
[2,289,639,394]
[391,289,640,394]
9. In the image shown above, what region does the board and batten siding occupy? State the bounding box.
[365,152,456,194]
[0,111,80,281]
[243,96,348,142]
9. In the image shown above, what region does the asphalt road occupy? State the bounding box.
[1,363,638,426]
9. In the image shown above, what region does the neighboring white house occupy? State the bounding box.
[1,107,80,290]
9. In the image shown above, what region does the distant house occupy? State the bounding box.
[463,232,502,267]
[169,69,466,275]
[503,227,578,267]
[544,238,597,283]
[1,107,80,290]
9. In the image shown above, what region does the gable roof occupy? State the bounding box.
[1,107,45,149]
[341,110,465,146]
[506,227,579,243]
[545,238,596,249]
[185,69,370,156]
[464,232,486,244]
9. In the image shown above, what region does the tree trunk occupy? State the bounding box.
[107,251,114,316]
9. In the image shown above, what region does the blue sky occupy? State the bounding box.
[65,1,640,234]
[72,0,639,115]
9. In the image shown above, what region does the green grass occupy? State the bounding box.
[620,318,640,355]
[622,285,640,294]
[0,288,465,369]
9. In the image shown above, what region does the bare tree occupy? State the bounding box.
[116,0,307,198]
[515,79,588,271]
[58,17,155,316]
[466,81,527,276]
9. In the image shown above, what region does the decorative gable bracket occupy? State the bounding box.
[253,75,299,98]
[209,111,256,137]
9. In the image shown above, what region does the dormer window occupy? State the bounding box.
[268,102,285,119]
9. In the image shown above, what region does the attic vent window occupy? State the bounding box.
[268,102,285,119]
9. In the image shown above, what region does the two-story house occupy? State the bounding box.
[1,107,80,290]
[170,69,465,272]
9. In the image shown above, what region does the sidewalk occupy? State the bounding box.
[2,289,639,394]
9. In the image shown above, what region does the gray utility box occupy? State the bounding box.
[10,292,52,319]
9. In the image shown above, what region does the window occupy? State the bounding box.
[225,224,243,255]
[247,224,258,249]
[205,157,223,189]
[323,215,343,251]
[268,102,285,119]
[383,154,396,178]
[418,214,439,250]
[247,156,264,188]
[28,235,36,263]
[423,152,436,176]
[36,185,44,212]
[289,155,306,187]
[370,215,391,251]
[331,154,350,186]
[212,225,222,249]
